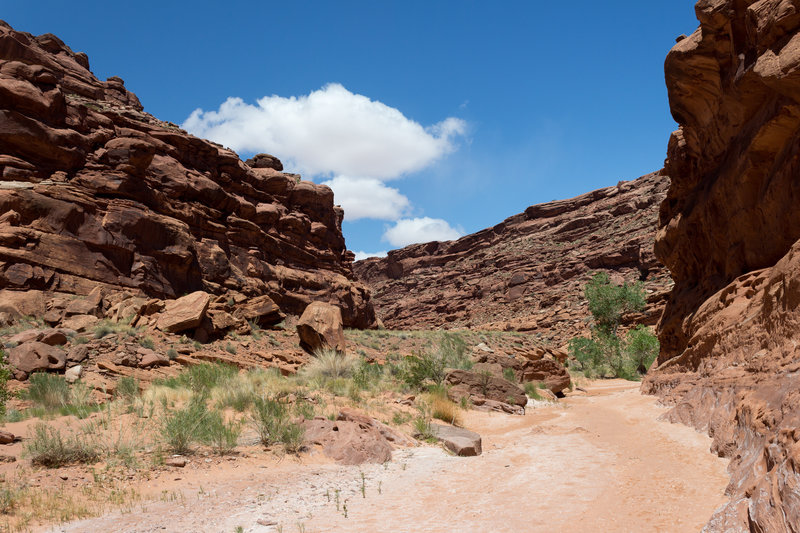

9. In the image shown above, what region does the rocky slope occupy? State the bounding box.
[355,172,671,347]
[0,21,375,328]
[644,1,800,530]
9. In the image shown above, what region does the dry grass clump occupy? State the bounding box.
[430,395,462,427]
[300,347,358,384]
[25,423,100,468]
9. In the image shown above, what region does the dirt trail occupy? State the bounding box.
[50,381,729,533]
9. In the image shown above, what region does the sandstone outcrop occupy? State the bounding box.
[0,21,375,329]
[355,173,671,346]
[444,369,528,409]
[302,408,413,464]
[644,2,800,530]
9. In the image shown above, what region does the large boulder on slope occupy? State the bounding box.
[296,301,346,354]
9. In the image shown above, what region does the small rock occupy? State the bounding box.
[0,430,15,444]
[430,424,482,456]
[65,365,83,384]
[166,456,187,468]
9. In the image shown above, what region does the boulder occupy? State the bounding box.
[138,349,168,368]
[303,416,394,465]
[39,329,68,347]
[66,344,89,364]
[64,365,82,383]
[155,291,211,333]
[8,341,66,380]
[61,314,99,332]
[445,369,527,408]
[429,424,482,456]
[296,301,346,354]
[232,295,284,327]
[8,329,43,345]
[0,430,15,444]
[520,358,571,395]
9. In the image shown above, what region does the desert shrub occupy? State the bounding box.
[0,349,10,417]
[224,342,237,355]
[25,373,71,410]
[249,395,304,453]
[114,376,140,403]
[502,367,516,382]
[159,397,209,454]
[199,410,241,455]
[524,382,543,400]
[412,412,435,441]
[157,362,238,394]
[26,423,100,467]
[352,360,383,390]
[400,333,472,389]
[138,336,155,349]
[301,348,357,384]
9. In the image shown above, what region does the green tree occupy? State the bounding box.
[624,325,660,374]
[583,272,646,334]
[569,273,658,380]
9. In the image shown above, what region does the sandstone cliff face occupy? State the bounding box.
[645,1,800,529]
[0,22,375,328]
[355,172,671,347]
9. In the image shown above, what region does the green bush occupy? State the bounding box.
[25,423,100,467]
[199,410,241,455]
[114,376,140,403]
[400,332,473,389]
[157,362,238,394]
[584,272,646,334]
[502,367,516,382]
[249,395,304,453]
[160,397,209,454]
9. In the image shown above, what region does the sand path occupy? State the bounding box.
[50,380,729,532]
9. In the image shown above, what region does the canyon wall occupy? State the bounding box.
[0,21,375,327]
[645,1,800,529]
[355,172,671,347]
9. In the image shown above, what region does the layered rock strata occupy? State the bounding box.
[0,21,375,328]
[644,1,800,530]
[355,172,671,347]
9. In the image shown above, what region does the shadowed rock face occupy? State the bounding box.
[0,21,375,328]
[355,172,671,347]
[645,1,800,530]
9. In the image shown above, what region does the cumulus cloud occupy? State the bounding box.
[353,250,388,262]
[183,83,467,181]
[382,217,464,248]
[321,176,409,221]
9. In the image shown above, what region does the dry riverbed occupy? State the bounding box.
[48,380,729,533]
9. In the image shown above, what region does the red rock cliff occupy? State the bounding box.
[645,1,800,529]
[0,21,375,328]
[355,172,671,347]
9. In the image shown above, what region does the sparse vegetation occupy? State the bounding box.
[25,423,100,467]
[400,332,472,389]
[249,395,304,453]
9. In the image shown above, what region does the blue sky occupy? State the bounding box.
[4,1,699,258]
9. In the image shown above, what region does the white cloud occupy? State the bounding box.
[353,250,388,262]
[183,83,466,181]
[321,176,409,221]
[382,217,464,248]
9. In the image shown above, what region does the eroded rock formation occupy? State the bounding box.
[644,1,800,530]
[0,21,375,328]
[355,172,671,347]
